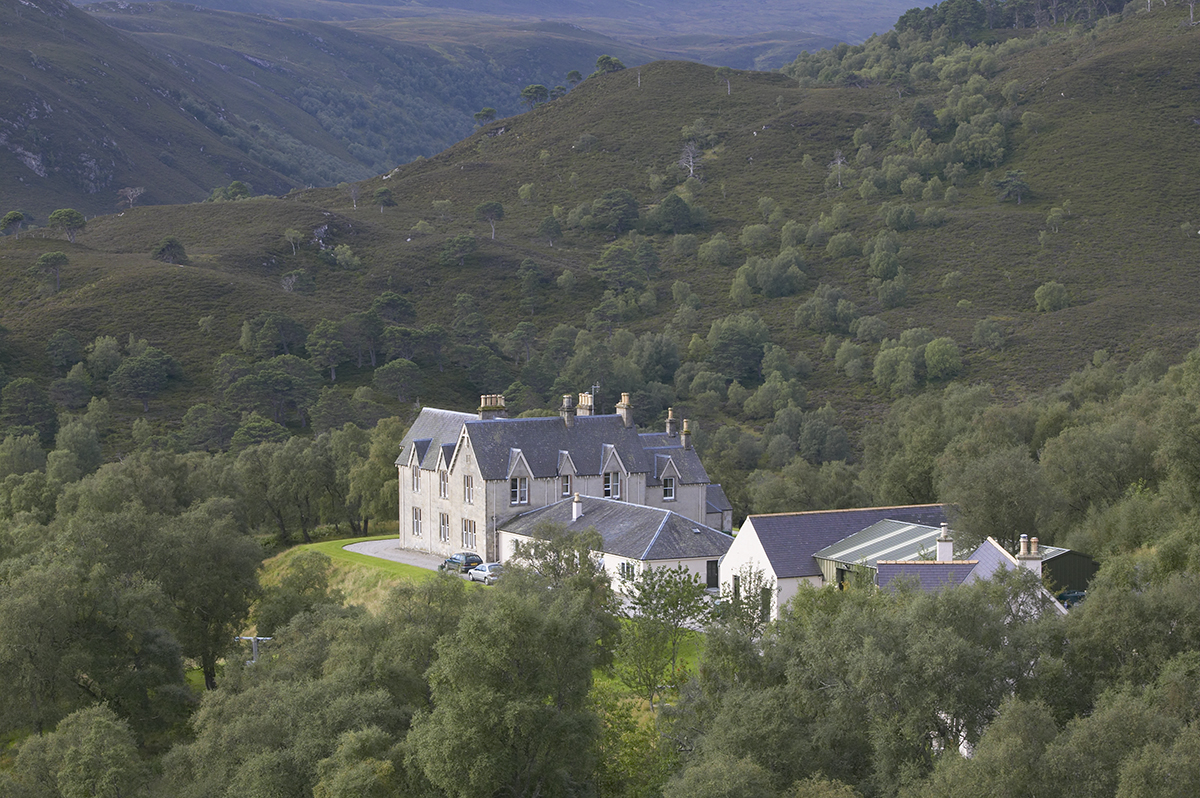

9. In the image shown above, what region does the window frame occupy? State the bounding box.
[561,474,572,497]
[662,476,676,501]
[461,519,477,549]
[439,470,449,498]
[463,474,473,504]
[411,507,422,537]
[510,476,529,505]
[603,472,621,499]
[411,466,421,493]
[439,512,450,542]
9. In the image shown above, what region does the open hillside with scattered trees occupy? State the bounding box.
[3,1,1200,796]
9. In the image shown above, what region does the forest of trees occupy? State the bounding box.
[3,1,1200,794]
[2,332,1200,797]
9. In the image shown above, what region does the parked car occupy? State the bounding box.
[441,552,483,573]
[468,562,504,585]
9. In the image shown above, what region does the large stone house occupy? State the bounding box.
[395,392,732,562]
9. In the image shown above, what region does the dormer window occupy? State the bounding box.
[561,475,572,496]
[510,477,529,505]
[603,472,621,499]
[663,477,675,501]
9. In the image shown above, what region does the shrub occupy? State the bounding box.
[1035,281,1070,312]
[925,337,962,380]
[150,237,188,264]
[739,224,774,252]
[780,220,805,249]
[851,315,888,342]
[672,234,699,259]
[698,233,733,267]
[972,318,1005,350]
[825,232,860,259]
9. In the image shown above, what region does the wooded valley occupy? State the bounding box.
[2,0,1200,794]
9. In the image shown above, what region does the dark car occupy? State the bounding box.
[441,552,483,573]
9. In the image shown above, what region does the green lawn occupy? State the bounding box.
[304,535,439,582]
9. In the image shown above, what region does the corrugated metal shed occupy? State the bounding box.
[813,520,944,584]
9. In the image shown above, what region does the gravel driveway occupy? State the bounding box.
[342,539,444,571]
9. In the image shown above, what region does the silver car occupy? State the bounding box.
[467,562,504,585]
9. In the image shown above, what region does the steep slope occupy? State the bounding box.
[0,0,305,218]
[1,9,1198,468]
[1,0,658,219]
[154,0,915,43]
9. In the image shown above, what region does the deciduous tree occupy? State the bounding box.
[116,186,145,209]
[474,201,505,239]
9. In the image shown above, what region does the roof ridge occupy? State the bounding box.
[749,503,943,519]
[641,511,671,560]
[877,559,979,565]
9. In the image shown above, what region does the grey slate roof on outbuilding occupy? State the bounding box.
[876,561,980,592]
[706,484,732,514]
[747,504,947,579]
[501,496,733,562]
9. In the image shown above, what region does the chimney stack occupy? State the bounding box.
[665,407,678,437]
[1017,533,1042,576]
[560,394,576,428]
[616,392,633,428]
[936,523,954,562]
[572,492,583,521]
[680,419,692,449]
[577,392,594,417]
[478,394,507,420]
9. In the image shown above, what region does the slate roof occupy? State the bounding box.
[397,408,709,484]
[876,539,1069,614]
[500,496,733,562]
[644,446,709,485]
[876,561,980,592]
[396,408,474,468]
[814,520,945,567]
[746,504,947,579]
[706,484,733,514]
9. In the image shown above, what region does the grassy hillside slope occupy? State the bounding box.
[2,8,1198,458]
[150,0,914,43]
[1,0,663,219]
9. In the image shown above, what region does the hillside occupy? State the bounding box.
[0,0,657,219]
[149,0,913,45]
[2,5,1200,516]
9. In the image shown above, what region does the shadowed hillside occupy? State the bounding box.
[2,6,1199,515]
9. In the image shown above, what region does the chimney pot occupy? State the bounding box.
[680,419,692,449]
[479,394,507,420]
[560,394,576,427]
[616,392,633,427]
[665,407,678,437]
[1017,533,1042,576]
[577,392,594,416]
[936,523,954,562]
